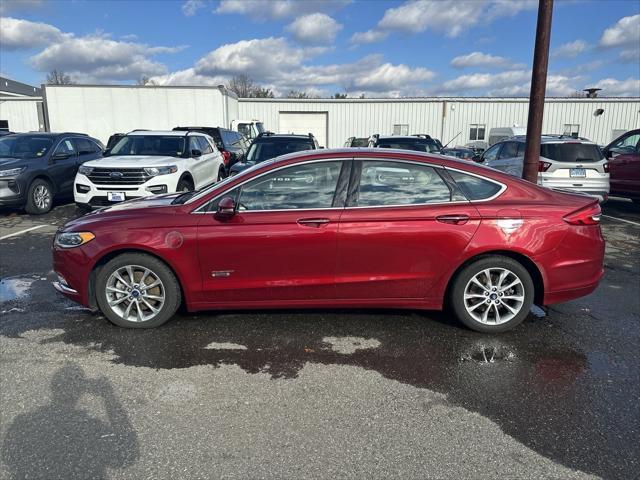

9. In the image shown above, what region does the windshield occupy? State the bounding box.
[109,135,186,157]
[255,122,265,134]
[377,138,440,153]
[541,143,604,163]
[0,136,54,159]
[246,139,314,163]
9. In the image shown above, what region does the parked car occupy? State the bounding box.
[173,126,248,172]
[442,147,480,162]
[74,130,224,209]
[229,132,318,176]
[488,126,527,146]
[0,132,103,214]
[414,134,443,150]
[344,137,369,147]
[482,135,610,202]
[602,129,640,204]
[106,133,126,151]
[53,147,604,333]
[230,119,265,140]
[368,134,442,153]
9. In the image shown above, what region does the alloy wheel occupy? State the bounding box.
[33,185,51,210]
[463,267,525,325]
[105,265,165,322]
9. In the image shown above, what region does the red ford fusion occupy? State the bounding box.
[52,148,604,333]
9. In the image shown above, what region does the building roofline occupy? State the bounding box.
[239,96,640,103]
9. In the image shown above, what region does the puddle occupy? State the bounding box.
[461,346,517,364]
[204,341,248,350]
[321,336,381,354]
[0,276,37,303]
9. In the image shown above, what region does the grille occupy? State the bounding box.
[87,168,150,185]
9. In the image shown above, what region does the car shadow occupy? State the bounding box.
[1,363,139,480]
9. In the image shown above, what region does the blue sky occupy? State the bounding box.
[1,0,639,97]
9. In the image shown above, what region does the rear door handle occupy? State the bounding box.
[436,214,470,225]
[297,218,331,228]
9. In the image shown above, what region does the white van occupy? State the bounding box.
[488,126,527,146]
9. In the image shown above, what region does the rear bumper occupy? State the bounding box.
[540,177,609,203]
[543,273,603,305]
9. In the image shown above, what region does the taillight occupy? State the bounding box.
[563,203,602,225]
[538,161,552,172]
[222,151,231,166]
[603,162,610,173]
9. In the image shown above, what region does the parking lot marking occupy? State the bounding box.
[602,215,640,227]
[0,225,48,240]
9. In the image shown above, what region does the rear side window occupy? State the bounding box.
[541,143,604,163]
[75,138,100,155]
[355,161,451,207]
[448,170,503,201]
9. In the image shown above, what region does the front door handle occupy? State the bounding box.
[436,214,470,225]
[297,218,330,228]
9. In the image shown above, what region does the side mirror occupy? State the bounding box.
[215,196,236,221]
[191,149,202,158]
[52,152,71,161]
[605,149,614,159]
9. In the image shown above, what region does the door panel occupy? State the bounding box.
[49,139,78,195]
[610,153,640,196]
[336,160,480,300]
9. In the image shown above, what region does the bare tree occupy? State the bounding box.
[253,87,274,98]
[46,70,74,85]
[137,75,157,86]
[286,90,318,99]
[333,92,347,99]
[227,74,257,98]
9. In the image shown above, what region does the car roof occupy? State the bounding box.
[374,135,434,140]
[505,135,598,145]
[2,132,87,138]
[255,133,314,140]
[126,130,208,137]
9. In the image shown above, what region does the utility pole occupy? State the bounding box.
[523,0,554,183]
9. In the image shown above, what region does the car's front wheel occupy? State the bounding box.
[450,256,534,333]
[95,253,181,328]
[25,178,53,214]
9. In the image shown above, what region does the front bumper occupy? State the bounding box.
[74,173,180,207]
[0,177,26,206]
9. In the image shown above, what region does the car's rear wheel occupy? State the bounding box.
[450,256,534,333]
[25,179,53,214]
[95,253,181,328]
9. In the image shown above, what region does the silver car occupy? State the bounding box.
[482,135,610,202]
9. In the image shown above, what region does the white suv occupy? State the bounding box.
[74,130,225,208]
[482,135,610,202]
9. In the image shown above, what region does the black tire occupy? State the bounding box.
[176,177,193,192]
[95,253,181,328]
[449,255,534,333]
[25,178,53,214]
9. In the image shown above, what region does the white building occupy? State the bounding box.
[239,97,640,148]
[1,81,638,147]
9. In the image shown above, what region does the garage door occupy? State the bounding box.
[279,112,328,148]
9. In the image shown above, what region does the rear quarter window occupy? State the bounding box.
[447,170,503,201]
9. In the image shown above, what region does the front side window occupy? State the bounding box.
[110,135,186,157]
[448,170,503,201]
[469,124,486,141]
[194,136,213,155]
[612,133,640,154]
[53,139,77,156]
[482,143,501,162]
[498,141,519,159]
[393,124,409,136]
[355,161,452,207]
[238,161,343,211]
[0,136,53,159]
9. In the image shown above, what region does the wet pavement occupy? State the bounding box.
[1,199,639,479]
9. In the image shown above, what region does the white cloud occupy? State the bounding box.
[0,17,65,50]
[182,0,205,17]
[591,77,640,97]
[215,0,350,20]
[153,39,435,96]
[599,14,640,48]
[351,0,537,44]
[619,48,640,64]
[0,0,44,14]
[450,51,522,69]
[287,13,342,44]
[552,40,588,59]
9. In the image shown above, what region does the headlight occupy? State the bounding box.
[144,166,178,176]
[78,165,93,176]
[55,231,95,248]
[0,167,25,177]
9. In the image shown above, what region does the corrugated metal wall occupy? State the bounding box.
[0,98,43,132]
[240,98,640,148]
[44,85,238,144]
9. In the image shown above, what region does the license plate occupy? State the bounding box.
[570,168,586,178]
[107,192,125,202]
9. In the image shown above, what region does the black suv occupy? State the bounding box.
[173,126,248,172]
[0,132,103,214]
[230,132,319,176]
[368,134,442,153]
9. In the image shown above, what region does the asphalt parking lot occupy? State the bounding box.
[1,199,638,479]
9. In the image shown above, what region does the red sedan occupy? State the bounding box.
[52,148,604,332]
